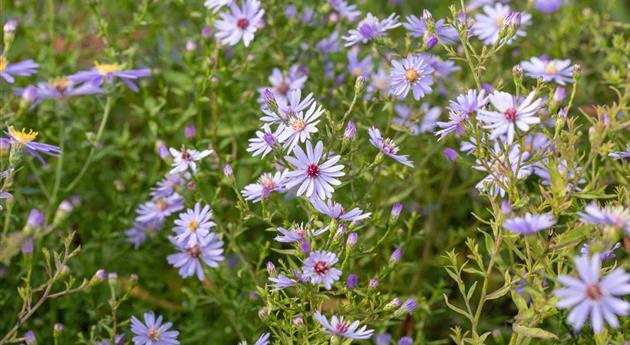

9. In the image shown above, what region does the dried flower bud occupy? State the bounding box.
[108,272,118,284]
[258,308,269,320]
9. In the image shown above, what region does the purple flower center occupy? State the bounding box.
[314,260,329,275]
[504,107,518,121]
[586,283,602,300]
[181,150,192,161]
[277,81,289,95]
[237,18,249,29]
[335,322,349,334]
[187,245,202,258]
[358,23,377,40]
[381,139,400,155]
[306,164,320,177]
[156,198,168,211]
[263,132,277,146]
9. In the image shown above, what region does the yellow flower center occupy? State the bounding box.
[544,63,558,75]
[8,126,38,143]
[353,67,363,77]
[291,118,306,132]
[496,16,506,27]
[405,69,419,82]
[49,78,70,94]
[0,57,7,72]
[94,62,121,75]
[188,220,199,232]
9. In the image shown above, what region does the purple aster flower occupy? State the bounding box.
[534,0,564,13]
[368,67,391,95]
[125,221,159,249]
[214,0,265,47]
[6,126,62,164]
[419,53,459,79]
[242,170,287,203]
[375,333,392,345]
[533,159,586,191]
[342,13,400,46]
[68,63,150,92]
[311,198,371,224]
[389,54,433,100]
[472,4,532,45]
[398,336,413,345]
[478,91,543,143]
[368,127,414,167]
[328,0,360,21]
[520,57,573,85]
[0,58,38,83]
[609,144,630,160]
[17,78,103,104]
[136,193,184,224]
[205,0,232,12]
[581,241,621,261]
[316,31,341,56]
[130,312,180,345]
[167,234,224,281]
[393,103,440,135]
[314,311,374,339]
[474,144,532,197]
[579,203,630,233]
[284,141,344,200]
[253,333,270,345]
[278,102,324,150]
[555,254,630,333]
[403,15,459,44]
[247,124,281,158]
[151,174,185,198]
[269,274,297,289]
[347,48,373,79]
[275,223,327,243]
[302,251,342,290]
[258,65,307,103]
[173,203,216,247]
[503,213,556,235]
[278,89,315,118]
[168,147,213,174]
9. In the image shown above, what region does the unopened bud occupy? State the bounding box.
[346,232,358,247]
[223,164,233,178]
[390,203,403,220]
[443,147,458,161]
[184,124,197,138]
[369,278,379,289]
[424,34,438,49]
[201,26,213,39]
[385,297,401,310]
[24,330,36,344]
[343,120,356,140]
[53,323,64,334]
[553,87,566,103]
[185,40,197,52]
[389,247,402,264]
[266,261,276,276]
[346,274,358,289]
[21,85,38,104]
[3,19,18,34]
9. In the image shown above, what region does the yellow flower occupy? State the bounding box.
[94,62,121,75]
[8,126,38,143]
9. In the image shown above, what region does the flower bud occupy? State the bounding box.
[25,208,45,232]
[299,240,311,254]
[92,268,107,285]
[398,336,413,345]
[389,247,402,264]
[399,298,417,314]
[504,11,521,28]
[263,89,278,113]
[292,315,304,327]
[201,26,213,39]
[385,297,401,310]
[346,232,357,247]
[185,40,197,52]
[422,9,433,22]
[21,85,38,104]
[184,125,197,138]
[369,278,379,289]
[500,200,512,214]
[53,323,64,334]
[443,147,458,161]
[108,272,118,284]
[266,261,276,276]
[249,291,259,300]
[572,64,581,80]
[424,34,438,49]
[346,274,358,289]
[156,141,170,160]
[223,164,233,178]
[24,330,36,344]
[354,75,365,94]
[0,138,10,153]
[258,308,269,320]
[553,87,566,103]
[21,237,34,254]
[343,120,356,140]
[375,333,392,345]
[3,19,17,34]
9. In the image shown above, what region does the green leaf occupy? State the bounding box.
[512,324,558,339]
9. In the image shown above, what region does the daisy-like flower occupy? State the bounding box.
[477,91,543,143]
[474,144,532,197]
[555,254,630,333]
[125,221,160,249]
[311,198,371,224]
[472,4,532,45]
[0,58,38,83]
[316,31,341,56]
[136,193,185,224]
[166,234,224,281]
[278,102,324,150]
[503,213,556,235]
[520,57,573,85]
[268,274,298,289]
[214,0,265,47]
[151,174,185,198]
[328,0,360,21]
[259,65,307,103]
[368,127,414,167]
[313,311,374,339]
[284,141,344,200]
[342,13,400,46]
[173,203,216,247]
[421,53,460,79]
[247,124,281,158]
[579,203,630,233]
[278,89,314,118]
[275,223,327,243]
[609,144,630,160]
[393,103,440,135]
[168,147,213,174]
[302,251,342,290]
[205,0,232,12]
[5,126,62,164]
[130,311,180,345]
[18,78,103,104]
[68,62,150,92]
[389,54,433,100]
[242,170,287,202]
[533,159,586,191]
[347,48,372,79]
[403,15,459,44]
[368,67,390,95]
